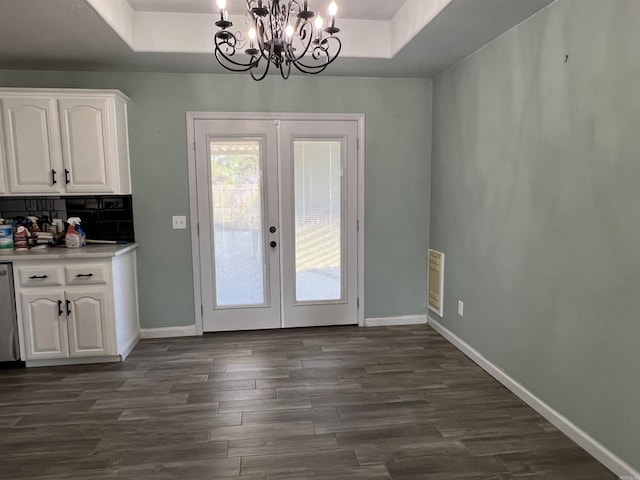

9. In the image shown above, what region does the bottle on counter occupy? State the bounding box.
[65,218,83,249]
[27,216,40,248]
[75,221,87,246]
[52,219,64,234]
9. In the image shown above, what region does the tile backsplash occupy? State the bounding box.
[0,195,135,242]
[0,197,68,222]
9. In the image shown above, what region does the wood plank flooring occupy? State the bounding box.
[0,325,616,479]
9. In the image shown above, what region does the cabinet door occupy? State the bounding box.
[1,97,63,194]
[0,122,6,193]
[66,289,113,357]
[0,138,7,194]
[58,98,115,193]
[21,291,68,360]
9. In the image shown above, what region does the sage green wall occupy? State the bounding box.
[0,71,432,327]
[430,0,640,471]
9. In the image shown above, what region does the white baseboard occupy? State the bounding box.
[139,325,198,339]
[364,315,427,327]
[427,316,640,480]
[119,334,140,360]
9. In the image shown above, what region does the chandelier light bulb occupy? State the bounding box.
[328,1,338,17]
[217,0,226,9]
[285,24,294,38]
[248,27,257,40]
[314,16,324,30]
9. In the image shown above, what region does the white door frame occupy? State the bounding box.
[186,112,365,335]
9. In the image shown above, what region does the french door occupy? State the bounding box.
[193,116,359,332]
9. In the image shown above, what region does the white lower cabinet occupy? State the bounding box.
[21,292,69,360]
[14,250,139,366]
[66,290,110,357]
[22,288,112,360]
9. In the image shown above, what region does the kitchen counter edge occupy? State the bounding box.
[0,243,139,261]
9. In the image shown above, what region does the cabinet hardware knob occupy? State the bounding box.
[75,273,94,278]
[270,241,277,248]
[269,226,277,233]
[29,275,49,279]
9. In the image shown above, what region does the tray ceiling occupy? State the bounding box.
[127,0,407,20]
[0,0,556,77]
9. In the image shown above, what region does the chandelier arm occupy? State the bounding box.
[289,60,328,75]
[255,17,267,52]
[283,22,315,63]
[280,58,292,79]
[249,39,277,81]
[213,31,263,71]
[290,37,342,72]
[250,54,272,81]
[214,48,260,72]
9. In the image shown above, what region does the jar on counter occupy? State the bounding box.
[14,226,31,250]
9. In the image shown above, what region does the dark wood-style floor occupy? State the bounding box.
[0,325,616,479]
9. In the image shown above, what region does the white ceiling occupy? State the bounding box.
[127,0,407,21]
[0,0,556,77]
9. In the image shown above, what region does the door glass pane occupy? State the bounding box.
[294,140,342,302]
[210,139,265,306]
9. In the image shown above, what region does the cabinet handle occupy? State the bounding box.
[64,169,70,185]
[75,273,94,278]
[28,275,49,279]
[66,300,71,316]
[51,169,57,185]
[58,300,63,317]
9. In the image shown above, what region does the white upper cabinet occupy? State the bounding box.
[1,97,63,194]
[58,96,130,194]
[0,121,6,194]
[0,89,131,196]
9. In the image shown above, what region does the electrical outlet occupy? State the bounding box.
[172,215,187,229]
[458,300,464,316]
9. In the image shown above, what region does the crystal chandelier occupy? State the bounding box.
[214,0,341,81]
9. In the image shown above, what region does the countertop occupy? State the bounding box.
[0,243,139,262]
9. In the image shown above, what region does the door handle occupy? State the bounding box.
[64,169,70,185]
[65,300,71,316]
[29,275,49,279]
[75,273,94,278]
[58,300,63,317]
[270,241,277,248]
[51,169,57,185]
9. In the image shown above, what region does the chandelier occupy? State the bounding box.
[214,0,341,80]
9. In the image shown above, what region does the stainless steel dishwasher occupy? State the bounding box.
[0,262,21,364]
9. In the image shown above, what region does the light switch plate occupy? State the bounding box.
[458,300,464,316]
[172,216,187,229]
